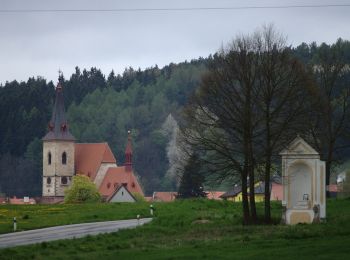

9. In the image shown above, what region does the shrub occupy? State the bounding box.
[132,192,146,202]
[64,175,101,203]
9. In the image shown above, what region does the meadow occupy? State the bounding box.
[0,199,350,259]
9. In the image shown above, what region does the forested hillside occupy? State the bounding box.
[0,40,349,197]
[0,59,208,196]
[67,60,207,193]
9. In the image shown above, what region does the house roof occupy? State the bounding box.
[152,192,177,202]
[329,184,338,192]
[125,131,133,155]
[124,131,133,171]
[99,166,144,198]
[220,182,272,198]
[271,175,282,184]
[144,196,153,202]
[43,83,75,141]
[254,182,272,194]
[220,185,242,198]
[107,184,136,202]
[206,191,225,200]
[75,143,116,181]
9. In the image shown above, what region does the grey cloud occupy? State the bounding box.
[0,0,349,83]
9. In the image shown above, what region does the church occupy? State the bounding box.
[41,82,144,203]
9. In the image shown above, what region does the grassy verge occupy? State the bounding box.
[0,203,150,234]
[1,199,350,259]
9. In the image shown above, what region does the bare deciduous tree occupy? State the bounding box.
[181,25,313,224]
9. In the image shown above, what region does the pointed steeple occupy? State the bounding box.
[125,130,133,172]
[43,81,75,141]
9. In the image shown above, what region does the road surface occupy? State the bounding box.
[0,218,152,249]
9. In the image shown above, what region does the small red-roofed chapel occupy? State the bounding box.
[42,82,143,202]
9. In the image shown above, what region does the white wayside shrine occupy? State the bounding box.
[280,136,326,224]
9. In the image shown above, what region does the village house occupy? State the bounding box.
[107,184,137,203]
[151,192,178,202]
[220,178,282,202]
[41,82,143,203]
[149,191,225,202]
[8,196,36,205]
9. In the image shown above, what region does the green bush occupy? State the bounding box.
[64,175,101,203]
[132,192,146,202]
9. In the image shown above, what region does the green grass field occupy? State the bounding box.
[0,199,350,259]
[0,203,151,234]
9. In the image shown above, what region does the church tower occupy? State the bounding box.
[125,130,133,172]
[42,82,75,198]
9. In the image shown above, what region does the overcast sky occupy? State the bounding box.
[0,0,349,84]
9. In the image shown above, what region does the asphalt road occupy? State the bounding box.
[0,218,152,249]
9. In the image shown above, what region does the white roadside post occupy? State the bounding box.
[13,217,17,232]
[150,204,154,216]
[137,214,140,225]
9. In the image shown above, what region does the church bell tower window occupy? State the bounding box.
[48,152,52,165]
[61,176,68,185]
[62,152,67,165]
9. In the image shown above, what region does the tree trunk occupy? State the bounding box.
[326,142,334,198]
[249,168,256,223]
[326,160,331,198]
[264,110,271,224]
[264,157,271,224]
[241,170,250,225]
[248,141,257,223]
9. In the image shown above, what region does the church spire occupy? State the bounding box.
[125,130,133,172]
[42,81,75,141]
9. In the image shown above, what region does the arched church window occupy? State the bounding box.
[61,176,68,185]
[47,177,51,185]
[48,152,52,165]
[62,152,67,165]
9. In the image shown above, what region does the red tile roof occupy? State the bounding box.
[206,191,225,200]
[125,131,133,155]
[99,167,144,198]
[152,192,177,202]
[75,143,116,181]
[144,196,153,202]
[329,184,338,192]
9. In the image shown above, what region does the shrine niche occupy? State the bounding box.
[280,136,326,224]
